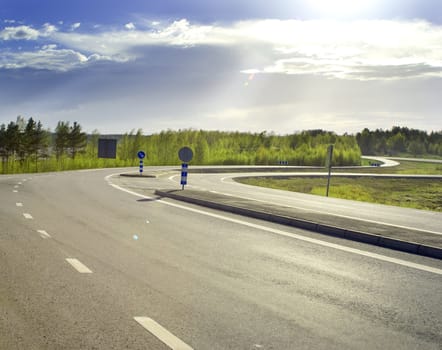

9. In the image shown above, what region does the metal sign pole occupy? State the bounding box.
[326,164,332,197]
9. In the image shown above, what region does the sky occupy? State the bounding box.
[1,0,441,135]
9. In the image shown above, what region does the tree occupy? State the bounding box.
[387,132,406,155]
[356,128,374,155]
[68,121,87,159]
[55,121,70,159]
[407,141,425,156]
[0,124,7,171]
[23,117,37,157]
[5,121,21,159]
[86,129,100,158]
[23,118,48,169]
[130,129,143,161]
[194,136,209,164]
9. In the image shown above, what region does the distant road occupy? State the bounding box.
[361,156,400,167]
[1,168,441,349]
[362,155,442,165]
[386,157,442,163]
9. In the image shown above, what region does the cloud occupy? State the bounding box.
[238,19,442,80]
[1,19,441,80]
[0,23,57,40]
[71,22,81,31]
[0,25,40,40]
[41,23,57,36]
[51,19,217,57]
[53,19,442,80]
[0,45,116,71]
[125,22,136,30]
[2,43,440,134]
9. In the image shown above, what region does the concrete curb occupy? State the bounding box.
[120,173,156,178]
[155,190,442,260]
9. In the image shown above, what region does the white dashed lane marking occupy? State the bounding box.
[16,203,23,207]
[23,213,33,219]
[65,258,93,273]
[13,190,18,193]
[37,230,51,239]
[134,317,193,350]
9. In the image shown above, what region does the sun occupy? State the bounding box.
[308,0,377,18]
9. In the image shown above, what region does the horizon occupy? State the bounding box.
[1,0,442,134]
[2,116,441,137]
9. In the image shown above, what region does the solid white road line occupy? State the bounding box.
[16,203,23,207]
[105,173,442,275]
[134,317,193,350]
[218,177,442,236]
[37,230,51,239]
[23,213,33,219]
[159,199,442,276]
[65,258,93,273]
[173,174,442,235]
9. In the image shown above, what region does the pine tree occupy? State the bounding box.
[69,122,87,159]
[55,121,70,159]
[24,119,48,170]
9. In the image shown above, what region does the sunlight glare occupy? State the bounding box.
[309,0,377,18]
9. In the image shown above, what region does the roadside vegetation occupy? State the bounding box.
[1,116,440,176]
[1,117,362,173]
[143,129,361,166]
[237,176,442,211]
[356,126,442,157]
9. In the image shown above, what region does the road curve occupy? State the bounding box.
[1,168,441,350]
[163,171,441,235]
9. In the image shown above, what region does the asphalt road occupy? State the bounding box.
[1,168,441,350]
[164,171,442,235]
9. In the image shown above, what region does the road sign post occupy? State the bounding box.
[137,151,146,175]
[180,163,188,190]
[178,147,193,190]
[326,145,334,197]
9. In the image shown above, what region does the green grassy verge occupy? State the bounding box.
[236,176,442,212]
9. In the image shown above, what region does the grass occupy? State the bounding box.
[236,176,442,212]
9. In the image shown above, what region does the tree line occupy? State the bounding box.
[356,126,442,156]
[136,129,361,166]
[0,116,88,173]
[1,116,440,174]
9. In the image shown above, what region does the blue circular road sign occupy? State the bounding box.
[137,151,146,159]
[178,147,193,162]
